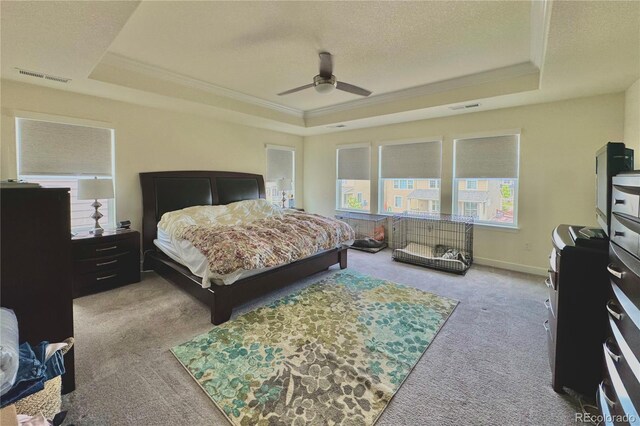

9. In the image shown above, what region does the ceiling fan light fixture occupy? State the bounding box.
[313,75,336,94]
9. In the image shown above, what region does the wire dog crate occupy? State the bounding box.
[391,213,474,274]
[335,212,388,253]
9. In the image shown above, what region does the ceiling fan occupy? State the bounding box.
[277,52,372,97]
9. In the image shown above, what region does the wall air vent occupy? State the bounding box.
[327,124,347,128]
[16,68,71,83]
[449,103,480,111]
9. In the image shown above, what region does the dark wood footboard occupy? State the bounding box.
[144,247,348,325]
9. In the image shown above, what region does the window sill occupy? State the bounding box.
[473,223,520,232]
[335,208,372,214]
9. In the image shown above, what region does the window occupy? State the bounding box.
[453,134,519,227]
[394,196,403,209]
[16,117,115,231]
[336,145,370,211]
[379,141,441,214]
[463,202,479,218]
[266,146,295,207]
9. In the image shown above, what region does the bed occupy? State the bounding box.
[140,170,349,325]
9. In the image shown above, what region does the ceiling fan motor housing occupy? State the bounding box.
[314,74,337,93]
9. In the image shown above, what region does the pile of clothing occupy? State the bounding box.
[0,309,69,425]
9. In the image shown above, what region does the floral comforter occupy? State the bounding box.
[176,211,354,277]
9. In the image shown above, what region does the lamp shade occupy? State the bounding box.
[78,178,114,200]
[276,177,292,192]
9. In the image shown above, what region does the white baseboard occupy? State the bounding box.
[474,256,547,277]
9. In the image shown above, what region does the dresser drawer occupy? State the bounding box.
[73,236,137,260]
[612,186,640,219]
[608,243,640,313]
[74,253,133,274]
[546,278,558,316]
[73,266,138,297]
[606,322,640,411]
[607,283,640,360]
[610,215,639,258]
[602,337,640,423]
[544,319,555,372]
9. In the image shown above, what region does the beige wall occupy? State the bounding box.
[625,79,640,165]
[0,80,304,233]
[304,93,625,275]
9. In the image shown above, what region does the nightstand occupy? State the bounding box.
[71,229,141,298]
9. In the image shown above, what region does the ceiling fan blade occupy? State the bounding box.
[319,52,333,78]
[336,81,372,97]
[277,83,314,96]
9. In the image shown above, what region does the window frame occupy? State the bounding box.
[452,131,520,229]
[336,143,371,213]
[15,114,117,231]
[377,138,443,216]
[265,144,296,207]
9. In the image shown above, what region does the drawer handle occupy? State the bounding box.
[543,319,550,332]
[544,298,552,311]
[544,278,552,289]
[614,231,625,237]
[606,300,625,321]
[96,259,118,267]
[600,382,616,408]
[614,198,626,205]
[604,339,621,363]
[607,264,623,279]
[96,274,117,281]
[96,246,118,252]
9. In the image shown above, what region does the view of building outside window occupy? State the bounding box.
[381,179,441,214]
[453,178,516,224]
[337,179,370,211]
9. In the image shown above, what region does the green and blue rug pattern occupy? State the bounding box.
[172,270,458,425]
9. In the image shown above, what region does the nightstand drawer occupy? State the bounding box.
[74,268,137,297]
[74,253,132,274]
[72,230,141,298]
[73,238,135,260]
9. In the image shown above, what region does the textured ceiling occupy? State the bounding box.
[0,1,140,79]
[0,1,638,135]
[107,1,532,110]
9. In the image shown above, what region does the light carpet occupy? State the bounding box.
[62,249,584,425]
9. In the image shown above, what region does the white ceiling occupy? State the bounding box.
[1,1,638,135]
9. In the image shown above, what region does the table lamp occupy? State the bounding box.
[276,177,292,209]
[77,177,114,235]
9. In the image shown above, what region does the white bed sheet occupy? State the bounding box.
[154,228,274,287]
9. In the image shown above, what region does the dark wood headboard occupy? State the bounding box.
[139,171,266,253]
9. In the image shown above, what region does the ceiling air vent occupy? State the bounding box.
[16,68,71,83]
[449,103,480,111]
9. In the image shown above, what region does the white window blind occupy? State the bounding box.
[337,146,370,180]
[266,147,294,182]
[454,135,519,178]
[380,141,441,179]
[17,118,113,176]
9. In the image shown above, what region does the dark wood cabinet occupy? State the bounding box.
[72,229,140,298]
[597,174,640,423]
[546,224,608,396]
[0,188,75,393]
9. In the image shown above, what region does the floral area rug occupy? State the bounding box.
[171,270,458,426]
